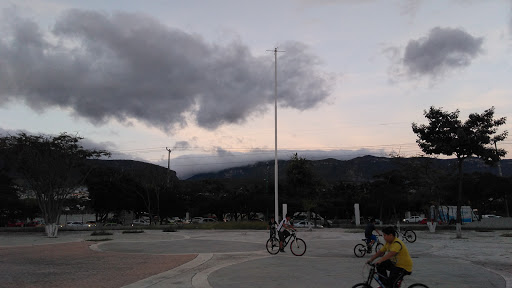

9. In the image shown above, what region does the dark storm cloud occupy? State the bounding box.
[172,141,190,150]
[0,9,334,132]
[402,27,483,77]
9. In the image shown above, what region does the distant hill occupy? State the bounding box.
[87,159,178,179]
[187,155,512,183]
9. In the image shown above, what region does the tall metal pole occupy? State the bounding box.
[267,47,284,222]
[166,147,172,185]
[274,48,278,222]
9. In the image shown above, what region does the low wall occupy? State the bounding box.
[464,217,512,229]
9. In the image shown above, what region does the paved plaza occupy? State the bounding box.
[1,228,511,287]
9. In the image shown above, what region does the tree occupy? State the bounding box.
[0,133,110,237]
[0,172,22,226]
[412,106,507,238]
[286,153,321,226]
[86,166,141,223]
[131,165,168,225]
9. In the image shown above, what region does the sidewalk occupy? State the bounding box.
[1,228,511,288]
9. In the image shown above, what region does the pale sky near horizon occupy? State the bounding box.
[1,0,512,179]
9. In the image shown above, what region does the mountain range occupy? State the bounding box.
[186,155,511,183]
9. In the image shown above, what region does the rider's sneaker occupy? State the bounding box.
[367,248,372,253]
[279,249,285,252]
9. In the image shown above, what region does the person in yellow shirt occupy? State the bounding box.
[366,226,413,288]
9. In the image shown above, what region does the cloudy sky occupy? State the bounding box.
[1,0,511,179]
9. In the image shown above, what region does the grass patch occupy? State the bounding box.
[90,230,113,236]
[501,233,512,237]
[163,226,178,232]
[86,238,112,241]
[122,229,144,234]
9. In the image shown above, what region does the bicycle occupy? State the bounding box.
[352,263,428,288]
[266,229,307,256]
[354,234,383,257]
[394,225,416,243]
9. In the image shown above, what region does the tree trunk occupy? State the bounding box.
[456,159,463,239]
[505,194,510,218]
[45,223,59,238]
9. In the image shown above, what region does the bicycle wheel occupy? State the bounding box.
[354,243,367,257]
[375,243,383,253]
[407,284,429,288]
[403,230,416,243]
[351,283,372,288]
[266,237,280,255]
[290,238,307,256]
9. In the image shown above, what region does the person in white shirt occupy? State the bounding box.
[277,214,295,252]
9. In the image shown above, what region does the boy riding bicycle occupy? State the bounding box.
[365,217,382,253]
[277,214,295,252]
[366,226,413,288]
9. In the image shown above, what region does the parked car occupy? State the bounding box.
[294,220,323,228]
[131,219,150,226]
[482,214,502,218]
[85,221,96,227]
[103,222,121,227]
[419,218,442,225]
[66,221,85,227]
[403,216,425,223]
[199,218,217,223]
[7,221,25,227]
[25,220,45,227]
[191,217,204,224]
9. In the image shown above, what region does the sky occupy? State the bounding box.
[1,0,512,179]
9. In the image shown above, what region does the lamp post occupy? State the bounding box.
[267,47,284,221]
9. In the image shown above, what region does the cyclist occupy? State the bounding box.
[277,214,295,252]
[365,217,382,253]
[366,226,413,288]
[268,216,277,238]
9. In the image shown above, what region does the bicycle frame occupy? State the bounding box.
[282,230,297,247]
[361,264,398,288]
[365,234,382,248]
[355,264,429,288]
[266,229,307,256]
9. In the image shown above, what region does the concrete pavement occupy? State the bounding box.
[2,228,511,287]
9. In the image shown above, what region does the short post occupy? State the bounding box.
[354,203,360,226]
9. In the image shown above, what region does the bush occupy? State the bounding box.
[90,230,113,236]
[180,221,267,230]
[86,238,112,241]
[122,230,144,234]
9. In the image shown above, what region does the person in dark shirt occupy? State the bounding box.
[268,216,277,238]
[365,218,382,252]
